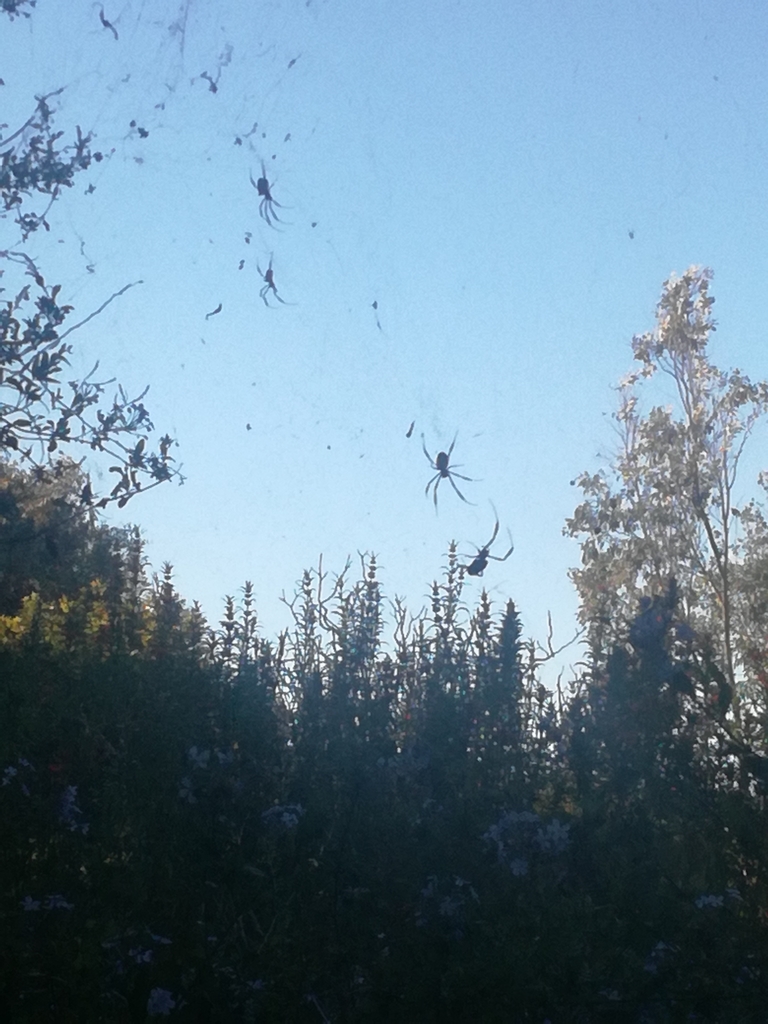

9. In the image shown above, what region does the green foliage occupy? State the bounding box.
[1,463,767,1022]
[0,458,114,615]
[566,267,768,716]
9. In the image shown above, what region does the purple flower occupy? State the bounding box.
[188,746,210,769]
[695,894,724,909]
[643,940,677,974]
[129,946,153,963]
[261,803,304,829]
[44,894,74,910]
[2,754,34,788]
[59,785,88,833]
[178,777,197,804]
[147,987,176,1016]
[535,819,571,854]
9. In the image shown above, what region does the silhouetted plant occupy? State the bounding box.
[1,91,102,237]
[1,53,180,508]
[2,462,768,1021]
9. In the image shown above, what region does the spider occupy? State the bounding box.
[421,433,474,509]
[258,255,292,307]
[249,161,285,228]
[462,507,514,576]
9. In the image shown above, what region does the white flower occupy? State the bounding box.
[509,858,529,877]
[2,765,18,785]
[21,896,40,911]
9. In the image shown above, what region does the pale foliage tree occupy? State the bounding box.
[566,266,768,723]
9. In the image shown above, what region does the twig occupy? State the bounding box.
[59,280,143,341]
[0,89,64,149]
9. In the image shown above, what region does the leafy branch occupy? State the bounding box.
[1,90,104,240]
[0,251,181,507]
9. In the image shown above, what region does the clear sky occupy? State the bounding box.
[3,0,768,675]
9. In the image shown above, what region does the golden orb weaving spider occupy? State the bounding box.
[462,506,514,576]
[421,433,474,509]
[250,161,286,228]
[257,255,294,307]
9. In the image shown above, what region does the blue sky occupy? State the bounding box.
[4,0,768,674]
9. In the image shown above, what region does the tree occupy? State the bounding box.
[566,266,768,722]
[0,456,116,616]
[0,27,180,508]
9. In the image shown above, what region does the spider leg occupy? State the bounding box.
[489,532,514,561]
[446,432,458,459]
[450,471,474,482]
[262,201,285,230]
[424,472,440,498]
[267,201,285,224]
[447,474,474,505]
[486,503,500,548]
[421,435,435,467]
[432,477,442,509]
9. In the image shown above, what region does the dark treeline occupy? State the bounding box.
[1,459,767,1023]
